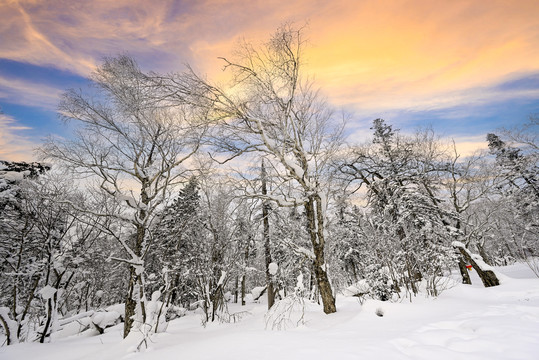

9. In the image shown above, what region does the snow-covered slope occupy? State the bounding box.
[2,264,538,360]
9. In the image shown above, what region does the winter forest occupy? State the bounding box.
[1,26,538,358]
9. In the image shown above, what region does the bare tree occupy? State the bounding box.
[156,25,343,314]
[39,56,206,337]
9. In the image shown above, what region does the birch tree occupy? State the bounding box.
[157,25,343,313]
[39,56,206,337]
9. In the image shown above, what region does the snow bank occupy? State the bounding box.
[105,303,125,318]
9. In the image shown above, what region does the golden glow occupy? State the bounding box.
[301,0,539,110]
[0,113,36,162]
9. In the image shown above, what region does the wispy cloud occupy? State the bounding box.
[2,0,538,93]
[0,74,62,110]
[341,79,539,118]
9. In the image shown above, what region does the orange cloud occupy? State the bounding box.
[1,0,538,115]
[301,0,539,110]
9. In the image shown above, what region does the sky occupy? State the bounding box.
[1,0,539,162]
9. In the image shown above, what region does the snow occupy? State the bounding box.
[105,304,126,318]
[343,279,371,297]
[134,265,144,276]
[116,194,138,208]
[295,246,315,260]
[2,171,26,182]
[39,285,57,300]
[268,262,278,275]
[471,254,496,272]
[151,291,161,303]
[91,311,120,329]
[217,271,227,286]
[452,241,465,248]
[1,263,539,360]
[283,155,304,179]
[296,273,304,291]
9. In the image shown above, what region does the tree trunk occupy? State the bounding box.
[305,195,336,314]
[40,271,64,343]
[458,257,472,285]
[0,311,15,345]
[123,235,146,337]
[241,274,246,306]
[455,245,499,287]
[39,297,53,343]
[234,276,239,304]
[477,242,492,266]
[17,275,40,340]
[123,265,137,338]
[241,233,249,306]
[123,205,147,338]
[124,272,147,337]
[261,161,275,309]
[170,274,180,305]
[210,282,223,322]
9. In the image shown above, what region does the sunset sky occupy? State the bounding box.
[1,0,538,161]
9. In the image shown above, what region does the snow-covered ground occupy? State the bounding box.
[2,263,538,360]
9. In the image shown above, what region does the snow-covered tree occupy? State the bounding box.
[339,119,457,297]
[485,118,538,276]
[158,25,344,314]
[0,165,102,344]
[39,56,206,338]
[0,161,50,344]
[149,176,206,310]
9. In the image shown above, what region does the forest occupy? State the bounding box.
[0,25,538,347]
